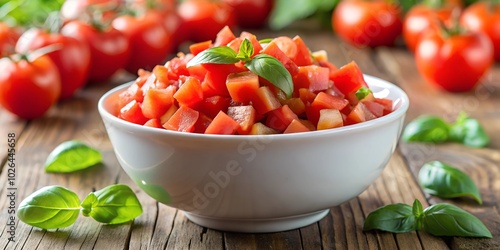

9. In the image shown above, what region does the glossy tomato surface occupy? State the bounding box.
[460,2,500,61]
[0,23,19,57]
[332,0,402,47]
[415,29,493,92]
[15,28,91,99]
[222,0,274,28]
[0,55,61,119]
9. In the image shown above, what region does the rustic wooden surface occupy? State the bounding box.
[0,23,499,250]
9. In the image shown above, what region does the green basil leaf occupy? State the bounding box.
[259,38,273,44]
[402,115,450,143]
[44,140,102,173]
[236,38,253,61]
[423,203,492,238]
[245,54,294,98]
[363,203,416,233]
[412,199,424,230]
[449,113,489,148]
[355,87,372,100]
[186,46,239,67]
[419,161,482,204]
[81,184,142,224]
[17,186,81,229]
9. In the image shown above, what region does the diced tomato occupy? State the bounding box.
[119,83,144,108]
[205,111,240,135]
[281,97,306,116]
[271,36,297,60]
[347,102,377,124]
[249,122,278,135]
[283,119,311,134]
[194,113,213,133]
[239,31,263,57]
[188,64,208,82]
[199,95,231,119]
[165,56,190,81]
[159,104,179,124]
[226,71,260,103]
[306,92,349,125]
[144,118,162,128]
[299,119,316,131]
[189,40,212,56]
[266,105,299,132]
[362,100,385,118]
[251,86,282,115]
[214,26,236,46]
[163,105,199,132]
[292,36,313,66]
[260,41,299,76]
[317,109,343,130]
[227,37,242,53]
[119,100,149,125]
[293,65,330,93]
[330,61,368,97]
[202,63,245,97]
[299,88,317,104]
[374,98,393,115]
[135,69,152,87]
[142,85,176,119]
[174,77,203,108]
[227,105,257,134]
[152,65,170,85]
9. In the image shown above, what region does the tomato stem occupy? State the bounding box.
[423,0,446,8]
[8,44,62,63]
[44,12,63,34]
[439,7,463,37]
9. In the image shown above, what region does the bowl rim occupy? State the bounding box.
[98,74,409,141]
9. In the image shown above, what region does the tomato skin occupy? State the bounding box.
[0,23,19,57]
[113,10,179,73]
[61,21,130,83]
[332,0,402,47]
[61,0,122,21]
[177,0,236,43]
[221,0,274,28]
[460,2,500,61]
[403,3,459,52]
[15,28,91,99]
[0,55,61,119]
[415,30,494,92]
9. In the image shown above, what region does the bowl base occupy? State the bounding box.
[183,209,330,233]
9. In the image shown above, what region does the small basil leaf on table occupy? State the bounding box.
[81,184,142,224]
[44,140,102,173]
[17,186,81,229]
[362,203,416,233]
[422,203,492,238]
[449,113,490,148]
[419,161,482,204]
[402,115,450,143]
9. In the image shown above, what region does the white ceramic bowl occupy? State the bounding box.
[98,75,409,233]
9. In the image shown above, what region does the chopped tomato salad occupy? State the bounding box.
[113,27,393,135]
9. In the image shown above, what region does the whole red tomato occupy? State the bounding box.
[0,53,61,119]
[61,0,122,21]
[113,10,179,74]
[61,21,130,83]
[403,1,461,52]
[0,23,20,57]
[15,28,91,99]
[460,2,500,61]
[332,0,402,47]
[222,0,274,28]
[415,28,493,92]
[177,0,236,43]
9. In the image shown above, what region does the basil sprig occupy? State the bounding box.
[18,184,142,230]
[44,140,102,173]
[402,112,489,147]
[419,161,482,204]
[187,38,294,98]
[363,199,492,238]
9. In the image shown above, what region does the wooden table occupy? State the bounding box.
[1,23,499,250]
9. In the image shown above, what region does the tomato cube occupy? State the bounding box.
[189,40,212,56]
[260,41,299,76]
[144,118,162,128]
[317,109,343,130]
[199,95,231,119]
[119,83,144,108]
[194,113,213,133]
[292,36,313,66]
[347,102,377,124]
[205,111,240,135]
[119,100,149,125]
[330,61,368,96]
[362,100,385,118]
[174,77,203,108]
[214,26,237,46]
[251,86,282,115]
[249,122,278,135]
[163,106,199,132]
[142,86,176,119]
[283,119,311,134]
[226,71,260,104]
[293,65,330,93]
[306,92,349,125]
[266,105,299,132]
[227,105,257,135]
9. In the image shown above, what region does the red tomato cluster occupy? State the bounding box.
[331,0,497,93]
[0,0,276,119]
[111,27,393,135]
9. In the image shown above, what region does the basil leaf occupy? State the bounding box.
[17,186,81,229]
[259,38,273,44]
[419,161,482,204]
[186,46,239,67]
[236,38,253,61]
[355,87,372,100]
[412,199,424,230]
[45,140,102,173]
[363,203,417,233]
[81,184,142,224]
[245,54,294,98]
[402,115,450,143]
[449,113,489,148]
[423,203,492,238]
